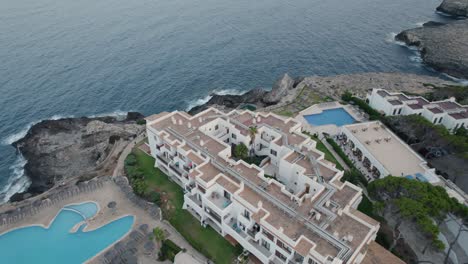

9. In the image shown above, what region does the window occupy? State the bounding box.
[392,109,397,115]
[398,108,402,114]
[439,117,443,123]
[232,133,237,139]
[276,240,292,253]
[454,124,459,130]
[261,239,270,250]
[263,230,274,241]
[243,209,250,220]
[308,259,319,264]
[275,251,287,261]
[197,185,206,194]
[270,149,277,156]
[224,190,231,200]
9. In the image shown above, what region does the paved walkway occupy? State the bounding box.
[320,137,350,171]
[113,132,147,177]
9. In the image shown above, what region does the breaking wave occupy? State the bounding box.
[0,154,30,203]
[186,88,246,111]
[1,114,74,145]
[0,109,132,204]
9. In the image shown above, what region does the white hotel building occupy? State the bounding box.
[145,108,403,264]
[340,121,440,184]
[367,88,468,132]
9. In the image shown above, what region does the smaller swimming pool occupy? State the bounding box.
[304,108,356,127]
[65,202,98,219]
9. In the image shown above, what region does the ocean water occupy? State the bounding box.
[0,202,134,263]
[0,0,450,201]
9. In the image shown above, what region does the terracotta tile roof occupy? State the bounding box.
[361,241,405,264]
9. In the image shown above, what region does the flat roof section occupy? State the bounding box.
[344,122,426,177]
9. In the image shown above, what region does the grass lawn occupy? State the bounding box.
[130,149,242,264]
[303,133,344,171]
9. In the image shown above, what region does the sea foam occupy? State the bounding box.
[0,155,31,203]
[186,88,246,111]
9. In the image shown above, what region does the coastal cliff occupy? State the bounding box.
[10,113,145,201]
[395,20,468,80]
[437,0,468,17]
[190,72,456,114]
[189,73,297,114]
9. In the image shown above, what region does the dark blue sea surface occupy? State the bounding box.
[0,0,448,201]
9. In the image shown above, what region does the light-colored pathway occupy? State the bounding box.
[113,132,146,177]
[320,136,350,171]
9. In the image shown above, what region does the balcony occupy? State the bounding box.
[156,155,170,166]
[248,239,273,258]
[207,191,232,210]
[187,194,202,208]
[228,220,248,239]
[205,207,222,224]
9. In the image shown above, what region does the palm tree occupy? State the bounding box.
[248,126,258,156]
[153,227,166,248]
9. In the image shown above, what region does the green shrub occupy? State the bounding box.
[341,91,382,120]
[234,143,249,160]
[149,191,161,206]
[136,119,147,125]
[125,153,137,167]
[158,239,182,262]
[326,138,368,186]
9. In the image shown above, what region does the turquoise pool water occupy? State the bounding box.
[65,202,98,219]
[0,202,134,264]
[304,108,356,127]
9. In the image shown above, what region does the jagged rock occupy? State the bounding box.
[11,113,144,200]
[188,74,295,114]
[396,20,468,79]
[437,0,468,17]
[263,73,295,104]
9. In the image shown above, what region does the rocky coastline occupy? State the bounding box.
[396,20,468,80]
[10,113,145,202]
[395,0,468,80]
[189,72,456,114]
[437,0,468,17]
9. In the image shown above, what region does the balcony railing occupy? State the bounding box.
[156,155,169,166]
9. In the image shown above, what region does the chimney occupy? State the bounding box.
[325,200,330,207]
[178,119,183,125]
[257,116,261,123]
[348,234,354,242]
[200,139,204,146]
[171,116,176,125]
[198,117,203,123]
[449,97,456,102]
[188,122,192,128]
[258,200,263,208]
[315,213,321,221]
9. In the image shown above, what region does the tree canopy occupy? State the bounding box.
[368,176,468,251]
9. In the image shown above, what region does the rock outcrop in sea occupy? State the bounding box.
[437,0,468,17]
[189,73,298,114]
[395,20,468,80]
[10,113,145,201]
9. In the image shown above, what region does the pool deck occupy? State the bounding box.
[295,101,365,135]
[0,177,208,264]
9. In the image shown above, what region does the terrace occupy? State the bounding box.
[207,191,232,210]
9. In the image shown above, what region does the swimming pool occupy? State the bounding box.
[304,108,356,127]
[0,202,134,264]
